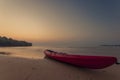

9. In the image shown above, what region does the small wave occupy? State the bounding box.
[0,52,11,55]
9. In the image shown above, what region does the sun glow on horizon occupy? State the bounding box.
[0,0,90,44]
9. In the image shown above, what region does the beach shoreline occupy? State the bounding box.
[0,53,119,80]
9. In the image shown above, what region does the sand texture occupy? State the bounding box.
[0,55,119,80]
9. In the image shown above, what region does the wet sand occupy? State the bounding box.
[0,54,120,80]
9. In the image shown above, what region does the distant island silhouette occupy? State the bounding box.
[0,36,32,47]
[101,45,120,47]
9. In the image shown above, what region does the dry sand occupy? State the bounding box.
[0,54,120,80]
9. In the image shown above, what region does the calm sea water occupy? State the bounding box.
[0,46,120,62]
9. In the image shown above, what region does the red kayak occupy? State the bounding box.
[44,50,117,69]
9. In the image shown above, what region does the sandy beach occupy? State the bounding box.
[0,53,119,80]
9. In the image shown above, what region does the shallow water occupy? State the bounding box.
[0,46,120,62]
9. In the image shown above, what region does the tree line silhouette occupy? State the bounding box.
[0,36,32,47]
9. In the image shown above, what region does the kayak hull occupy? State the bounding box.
[44,50,117,69]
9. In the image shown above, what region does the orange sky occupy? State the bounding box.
[0,0,120,46]
[0,0,92,44]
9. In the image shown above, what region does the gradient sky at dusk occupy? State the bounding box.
[0,0,120,46]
